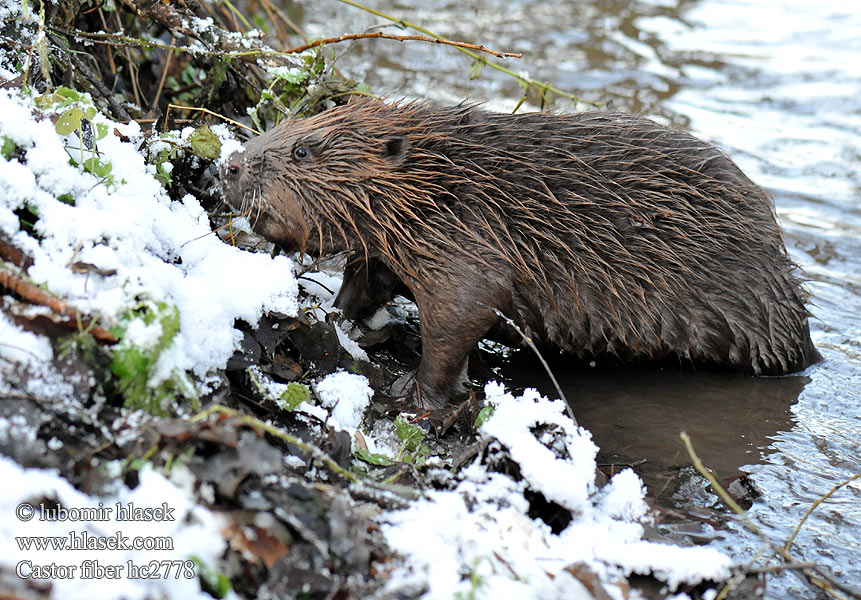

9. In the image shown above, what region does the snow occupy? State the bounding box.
[334,321,369,360]
[0,310,54,365]
[213,123,245,162]
[315,370,374,430]
[0,310,76,399]
[244,365,373,432]
[481,382,600,510]
[0,455,227,600]
[379,383,733,599]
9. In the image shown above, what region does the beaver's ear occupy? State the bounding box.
[381,136,410,165]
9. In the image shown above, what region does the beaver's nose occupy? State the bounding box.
[221,157,243,181]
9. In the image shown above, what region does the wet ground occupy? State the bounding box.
[292,0,861,595]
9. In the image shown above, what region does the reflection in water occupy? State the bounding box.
[502,359,806,496]
[292,0,861,595]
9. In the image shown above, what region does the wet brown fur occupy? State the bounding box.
[221,98,820,408]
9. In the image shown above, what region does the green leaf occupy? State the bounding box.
[35,88,86,111]
[55,107,84,135]
[55,86,81,101]
[191,556,232,598]
[1,137,16,160]
[249,108,262,134]
[354,446,394,466]
[280,68,309,86]
[110,347,149,380]
[517,76,531,92]
[394,414,426,452]
[83,156,112,178]
[278,382,311,410]
[109,301,185,415]
[188,125,221,160]
[34,94,56,110]
[95,122,109,141]
[475,405,494,429]
[155,164,172,187]
[209,61,228,87]
[181,65,196,86]
[57,193,75,205]
[412,443,430,465]
[157,303,180,348]
[128,458,151,471]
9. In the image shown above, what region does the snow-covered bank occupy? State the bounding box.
[380,384,733,599]
[0,88,297,402]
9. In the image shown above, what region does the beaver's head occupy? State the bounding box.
[220,100,416,256]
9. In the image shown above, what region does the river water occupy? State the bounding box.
[293,0,861,596]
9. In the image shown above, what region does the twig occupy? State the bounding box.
[296,275,336,296]
[52,26,516,72]
[784,473,861,553]
[179,208,253,249]
[57,36,133,121]
[115,0,195,36]
[190,403,415,507]
[192,403,359,482]
[220,0,251,30]
[0,238,34,269]
[0,261,117,343]
[258,0,290,46]
[151,34,176,111]
[51,27,307,65]
[482,304,576,426]
[165,104,260,135]
[285,32,521,59]
[114,12,142,108]
[0,342,45,362]
[96,8,117,78]
[334,0,599,107]
[747,562,818,574]
[260,0,308,43]
[681,432,861,600]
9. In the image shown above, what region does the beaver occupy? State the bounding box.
[220,98,820,409]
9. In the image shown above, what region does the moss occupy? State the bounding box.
[277,382,312,410]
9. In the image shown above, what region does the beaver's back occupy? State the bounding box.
[401,106,818,374]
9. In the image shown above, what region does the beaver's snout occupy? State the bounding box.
[220,151,251,214]
[220,154,244,182]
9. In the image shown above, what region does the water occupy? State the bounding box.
[292,0,861,594]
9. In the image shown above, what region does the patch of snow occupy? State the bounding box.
[297,265,344,304]
[212,123,245,163]
[363,420,405,459]
[0,310,54,365]
[379,383,733,599]
[123,317,164,351]
[315,371,373,431]
[334,322,369,361]
[364,306,391,330]
[0,311,76,399]
[481,382,599,511]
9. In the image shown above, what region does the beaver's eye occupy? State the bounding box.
[293,146,311,161]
